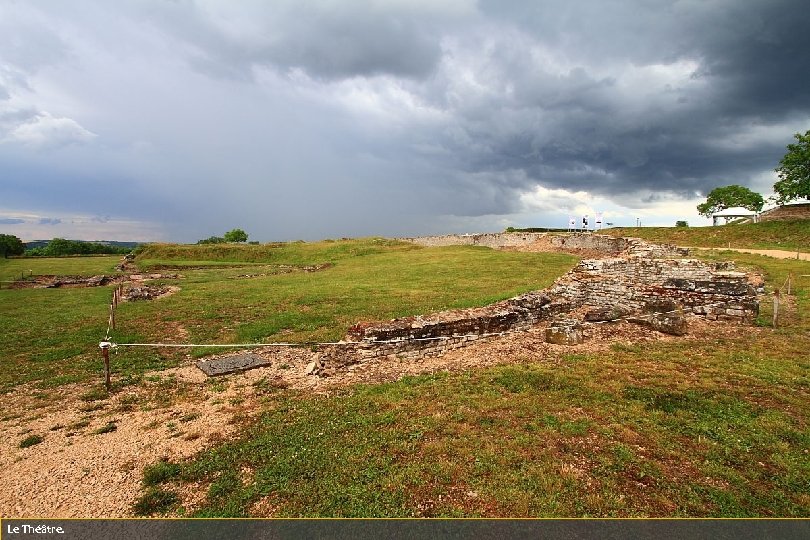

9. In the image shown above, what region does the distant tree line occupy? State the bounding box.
[25,238,134,257]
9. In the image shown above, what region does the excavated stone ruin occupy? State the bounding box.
[196,233,761,378]
[307,234,760,376]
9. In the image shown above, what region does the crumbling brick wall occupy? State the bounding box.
[546,258,759,321]
[312,237,759,374]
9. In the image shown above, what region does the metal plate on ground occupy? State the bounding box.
[196,353,270,376]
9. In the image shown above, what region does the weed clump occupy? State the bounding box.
[143,460,182,486]
[92,421,117,435]
[19,434,44,448]
[133,488,179,516]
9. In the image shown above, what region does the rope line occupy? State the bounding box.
[107,332,512,349]
[102,295,742,349]
[103,301,738,350]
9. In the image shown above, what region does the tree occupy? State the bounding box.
[696,185,764,218]
[773,129,810,205]
[197,236,226,245]
[0,234,25,258]
[223,228,248,243]
[675,220,689,227]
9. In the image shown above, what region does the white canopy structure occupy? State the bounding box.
[711,206,758,226]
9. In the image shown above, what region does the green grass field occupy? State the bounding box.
[603,220,810,250]
[2,235,807,517]
[132,248,810,518]
[0,239,576,392]
[0,255,120,282]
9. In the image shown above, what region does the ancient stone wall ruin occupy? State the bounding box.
[546,258,759,322]
[402,232,688,258]
[309,234,760,374]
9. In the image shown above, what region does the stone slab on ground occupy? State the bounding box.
[196,353,270,376]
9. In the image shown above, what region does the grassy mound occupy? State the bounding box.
[133,237,419,269]
[602,220,810,250]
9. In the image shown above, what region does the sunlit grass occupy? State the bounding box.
[0,255,120,282]
[137,252,809,517]
[0,239,577,391]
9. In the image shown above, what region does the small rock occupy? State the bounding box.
[628,312,688,336]
[583,304,633,322]
[305,361,319,375]
[545,319,584,345]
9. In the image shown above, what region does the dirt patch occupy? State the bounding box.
[123,284,180,301]
[0,316,745,518]
[8,274,125,289]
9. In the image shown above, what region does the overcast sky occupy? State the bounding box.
[1,0,809,242]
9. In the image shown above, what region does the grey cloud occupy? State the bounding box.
[0,218,25,224]
[1,1,808,241]
[38,217,61,225]
[400,0,810,213]
[0,4,71,74]
[146,2,445,81]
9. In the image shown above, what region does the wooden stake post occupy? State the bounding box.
[100,341,111,391]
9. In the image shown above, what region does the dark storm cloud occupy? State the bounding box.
[1,1,809,241]
[399,0,810,208]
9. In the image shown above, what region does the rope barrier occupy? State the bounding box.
[103,302,736,351]
[97,256,760,388]
[106,331,512,349]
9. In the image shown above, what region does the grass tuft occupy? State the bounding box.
[19,434,44,448]
[143,460,182,486]
[133,487,179,516]
[92,421,117,435]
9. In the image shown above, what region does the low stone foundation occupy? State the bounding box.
[547,258,759,322]
[402,232,688,258]
[194,234,761,378]
[305,236,760,376]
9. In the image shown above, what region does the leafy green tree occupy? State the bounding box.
[223,228,248,243]
[33,238,130,256]
[675,220,689,227]
[197,236,226,245]
[0,234,25,258]
[773,129,810,204]
[696,185,764,218]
